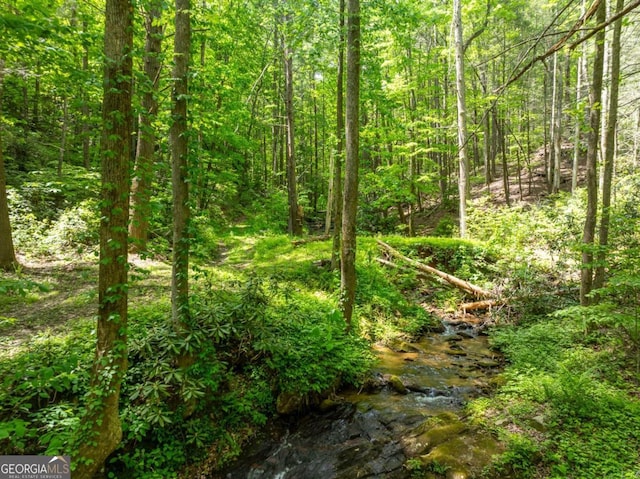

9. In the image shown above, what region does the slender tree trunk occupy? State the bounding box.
[551,52,564,193]
[340,0,360,329]
[58,98,68,177]
[453,0,469,238]
[283,18,301,236]
[572,1,587,193]
[0,60,17,271]
[331,0,345,270]
[82,20,91,169]
[593,0,623,291]
[634,107,640,167]
[73,0,132,475]
[170,0,192,359]
[580,0,606,306]
[130,1,163,253]
[481,70,491,191]
[500,118,511,206]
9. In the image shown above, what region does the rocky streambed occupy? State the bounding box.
[217,320,504,479]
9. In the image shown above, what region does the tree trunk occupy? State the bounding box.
[580,0,606,306]
[551,52,564,193]
[283,18,301,236]
[593,0,623,291]
[170,0,192,361]
[331,0,345,270]
[130,0,163,253]
[0,60,17,271]
[340,0,360,329]
[58,98,68,177]
[453,0,469,238]
[82,19,91,169]
[572,1,587,193]
[73,0,132,475]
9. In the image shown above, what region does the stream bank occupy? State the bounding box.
[216,319,504,479]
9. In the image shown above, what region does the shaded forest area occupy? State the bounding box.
[1,0,640,477]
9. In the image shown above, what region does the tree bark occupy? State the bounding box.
[283,17,301,236]
[0,60,18,271]
[551,52,564,193]
[593,0,623,291]
[73,0,132,475]
[170,0,192,360]
[331,0,345,270]
[580,0,606,306]
[340,0,360,329]
[572,0,588,193]
[130,0,163,253]
[57,98,68,177]
[453,0,469,238]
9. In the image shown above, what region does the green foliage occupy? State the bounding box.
[480,308,640,478]
[0,322,93,455]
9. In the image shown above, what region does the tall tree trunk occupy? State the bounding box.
[170,0,192,360]
[58,98,68,177]
[73,0,133,475]
[453,0,469,238]
[0,60,17,271]
[130,0,163,253]
[593,0,623,291]
[572,1,587,193]
[500,117,511,206]
[283,18,301,236]
[551,52,564,193]
[580,0,606,306]
[82,20,91,169]
[340,0,360,329]
[331,0,345,270]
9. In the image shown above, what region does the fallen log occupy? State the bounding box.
[376,239,492,299]
[460,299,503,312]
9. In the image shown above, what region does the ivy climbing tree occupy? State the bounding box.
[74,0,133,475]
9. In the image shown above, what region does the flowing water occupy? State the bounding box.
[217,321,503,479]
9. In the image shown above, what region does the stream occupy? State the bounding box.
[217,320,503,479]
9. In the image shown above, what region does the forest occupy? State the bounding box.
[1,0,640,477]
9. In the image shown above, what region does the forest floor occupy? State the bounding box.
[0,255,171,359]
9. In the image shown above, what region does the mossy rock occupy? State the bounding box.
[388,375,408,394]
[276,391,306,415]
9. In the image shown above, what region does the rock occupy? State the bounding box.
[528,414,547,432]
[388,338,421,353]
[429,322,447,333]
[476,359,500,368]
[446,334,464,342]
[388,375,408,394]
[446,350,468,357]
[457,330,476,339]
[276,391,306,415]
[319,398,341,412]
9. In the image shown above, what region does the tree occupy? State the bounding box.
[170,0,192,363]
[453,0,469,237]
[74,0,133,475]
[580,0,607,306]
[0,59,17,272]
[283,12,302,236]
[130,0,164,253]
[340,0,360,328]
[593,0,624,291]
[331,0,345,270]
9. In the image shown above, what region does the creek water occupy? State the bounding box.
[217,320,503,479]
